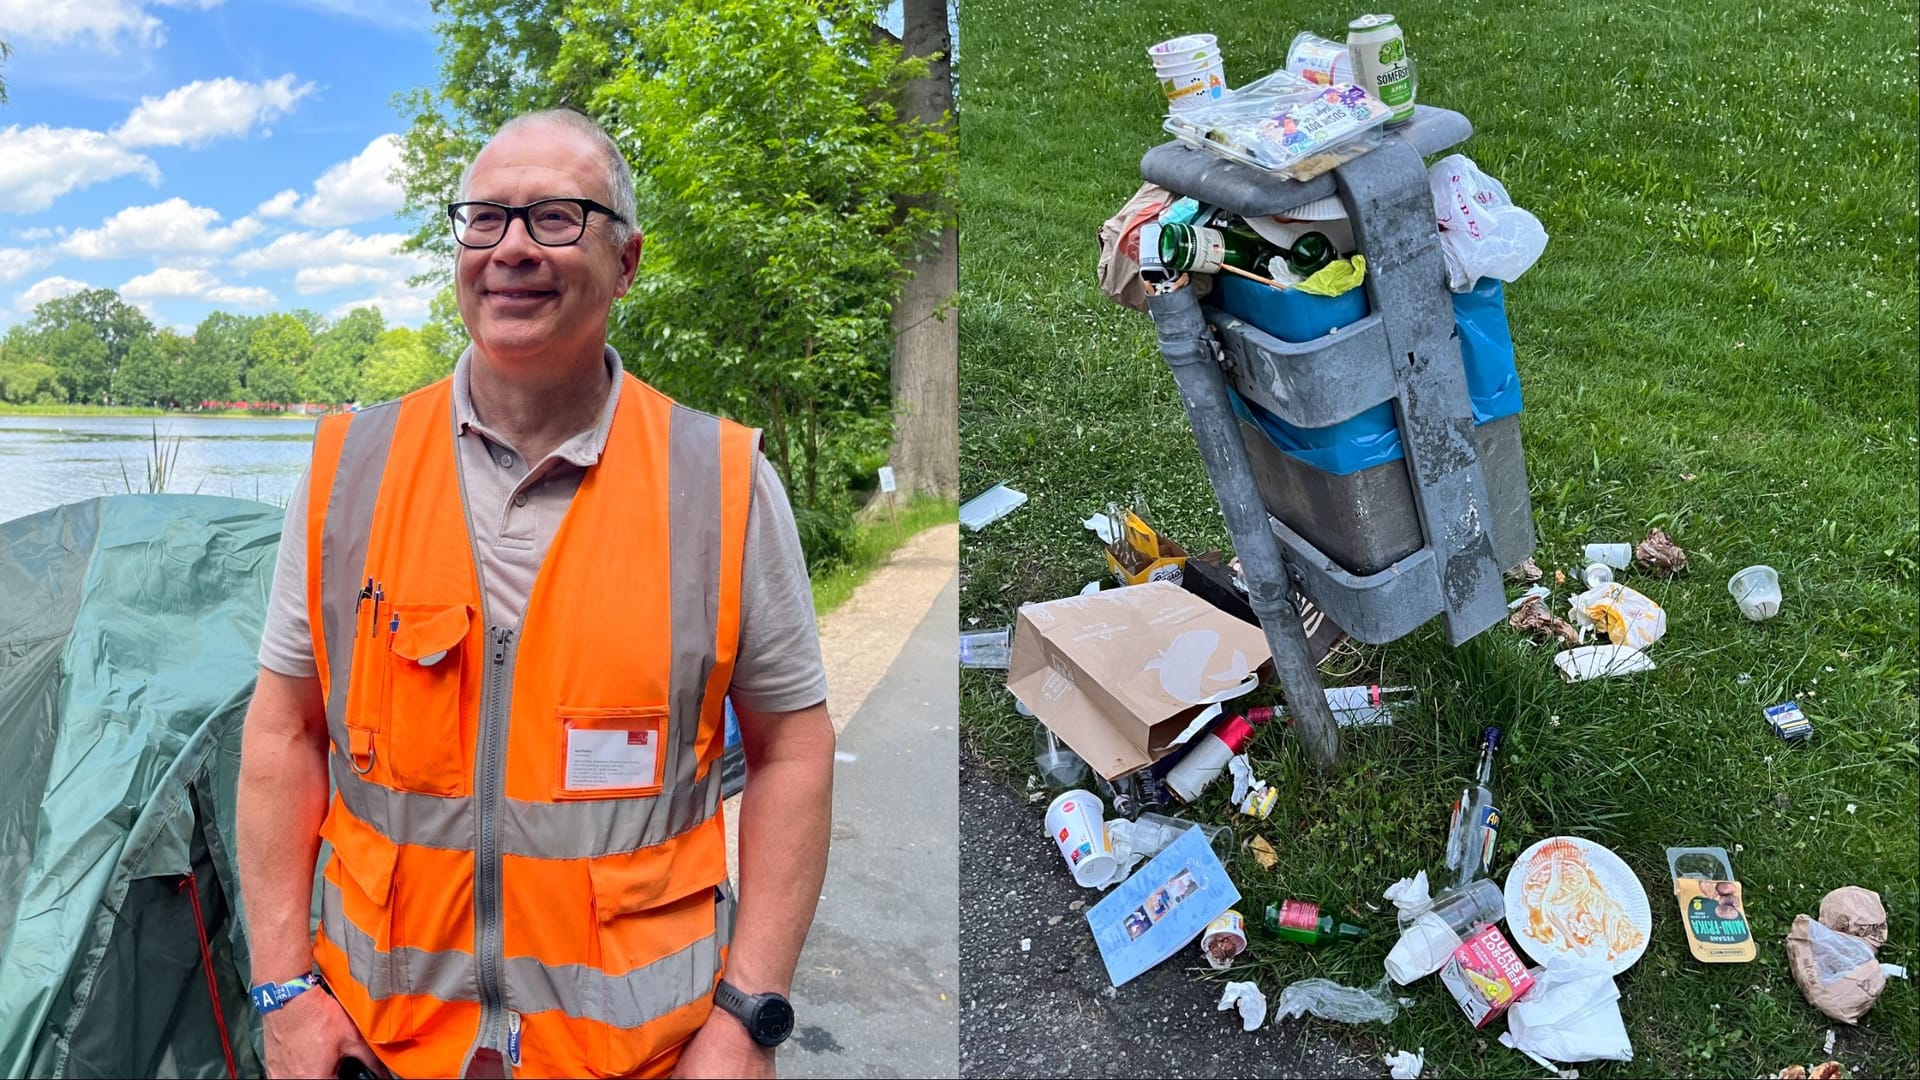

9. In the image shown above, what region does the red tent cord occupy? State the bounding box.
[178,873,239,1080]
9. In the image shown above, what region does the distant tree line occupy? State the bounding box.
[0,287,463,409]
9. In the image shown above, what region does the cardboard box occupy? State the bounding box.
[1439,924,1536,1028]
[1007,581,1273,779]
[1104,509,1189,587]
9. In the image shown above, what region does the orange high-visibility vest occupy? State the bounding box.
[301,372,758,1078]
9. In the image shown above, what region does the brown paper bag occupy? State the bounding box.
[1007,581,1272,779]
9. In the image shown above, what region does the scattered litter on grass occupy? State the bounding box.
[1083,510,1119,545]
[1504,557,1543,583]
[1568,581,1666,650]
[1510,595,1580,646]
[1218,980,1267,1030]
[1508,584,1552,610]
[1823,1030,1835,1056]
[1271,977,1400,1024]
[1249,836,1279,869]
[1383,871,1433,920]
[960,626,1013,668]
[1202,911,1249,970]
[1634,528,1688,575]
[1583,543,1633,569]
[960,482,1028,531]
[1554,645,1655,682]
[1384,1048,1424,1079]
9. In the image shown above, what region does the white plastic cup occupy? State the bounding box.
[1151,51,1221,78]
[1385,910,1465,984]
[1729,565,1782,621]
[1584,543,1634,569]
[1045,789,1116,887]
[1583,563,1615,588]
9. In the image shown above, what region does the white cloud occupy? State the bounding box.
[267,134,407,227]
[121,266,275,307]
[328,284,435,324]
[293,263,402,294]
[0,248,54,285]
[114,75,316,148]
[16,228,56,242]
[58,198,263,259]
[15,275,91,313]
[0,125,161,213]
[256,189,301,218]
[231,228,428,274]
[0,0,164,48]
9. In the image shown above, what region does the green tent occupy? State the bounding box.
[1,495,278,1078]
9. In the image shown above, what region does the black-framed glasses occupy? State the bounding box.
[447,198,628,249]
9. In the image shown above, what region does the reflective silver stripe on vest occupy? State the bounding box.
[321,877,732,1027]
[325,758,721,858]
[319,401,401,754]
[665,404,722,822]
[320,876,478,1004]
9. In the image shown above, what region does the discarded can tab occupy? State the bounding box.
[1765,701,1813,743]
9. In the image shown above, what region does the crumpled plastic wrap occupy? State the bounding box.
[1272,977,1401,1024]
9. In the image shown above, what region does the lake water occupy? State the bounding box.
[0,414,316,525]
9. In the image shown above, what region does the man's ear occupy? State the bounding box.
[616,229,644,295]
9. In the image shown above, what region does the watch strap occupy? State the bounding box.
[712,979,752,1020]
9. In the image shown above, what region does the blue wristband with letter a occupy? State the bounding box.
[250,973,321,1014]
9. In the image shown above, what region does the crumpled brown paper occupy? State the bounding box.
[1819,886,1889,948]
[1786,886,1891,1024]
[1504,557,1544,584]
[1634,527,1689,576]
[1509,595,1580,646]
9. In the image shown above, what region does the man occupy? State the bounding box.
[236,108,835,1080]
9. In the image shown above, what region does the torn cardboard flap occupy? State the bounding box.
[1008,581,1273,779]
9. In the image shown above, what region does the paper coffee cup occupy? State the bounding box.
[1045,789,1115,887]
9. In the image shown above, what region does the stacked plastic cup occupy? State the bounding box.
[1148,34,1226,114]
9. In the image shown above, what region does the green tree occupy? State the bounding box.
[114,331,192,407]
[246,313,313,405]
[361,326,456,402]
[186,311,257,404]
[306,306,385,403]
[25,288,154,403]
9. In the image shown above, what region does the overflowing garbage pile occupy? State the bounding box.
[959,13,1898,1079]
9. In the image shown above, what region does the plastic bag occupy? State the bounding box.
[1787,914,1887,1023]
[1272,977,1400,1024]
[1498,959,1634,1064]
[1568,582,1667,651]
[1428,154,1548,292]
[1164,72,1395,180]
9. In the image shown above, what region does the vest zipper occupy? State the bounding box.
[476,625,514,1063]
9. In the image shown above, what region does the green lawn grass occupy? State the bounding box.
[810,495,956,616]
[958,1,1917,1076]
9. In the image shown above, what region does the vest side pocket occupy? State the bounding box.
[581,856,725,1077]
[384,602,473,797]
[319,804,414,1044]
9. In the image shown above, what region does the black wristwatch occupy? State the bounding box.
[713,980,795,1048]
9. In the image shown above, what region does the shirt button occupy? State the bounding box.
[514,493,528,507]
[498,453,514,468]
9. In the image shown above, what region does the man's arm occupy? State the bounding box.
[674,699,835,1078]
[238,667,385,1077]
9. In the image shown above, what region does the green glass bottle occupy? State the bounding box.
[1157,222,1271,274]
[1263,898,1369,946]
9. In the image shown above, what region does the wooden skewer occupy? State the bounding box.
[1217,261,1289,290]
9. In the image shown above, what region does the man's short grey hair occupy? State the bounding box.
[458,108,637,247]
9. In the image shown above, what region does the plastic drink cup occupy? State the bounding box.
[1147,34,1218,61]
[1286,31,1354,86]
[1385,910,1464,984]
[1045,789,1116,887]
[1728,565,1782,621]
[1155,56,1227,113]
[1584,542,1634,569]
[1583,563,1615,588]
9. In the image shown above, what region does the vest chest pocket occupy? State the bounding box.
[553,706,670,800]
[382,602,474,797]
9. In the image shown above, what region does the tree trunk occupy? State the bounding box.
[886,0,959,500]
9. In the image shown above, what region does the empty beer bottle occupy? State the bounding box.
[1157,221,1272,274]
[1263,898,1369,946]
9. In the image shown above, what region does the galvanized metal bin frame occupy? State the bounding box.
[1141,106,1533,770]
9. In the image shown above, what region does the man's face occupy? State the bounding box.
[454,122,642,369]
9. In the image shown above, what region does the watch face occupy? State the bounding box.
[752,996,795,1046]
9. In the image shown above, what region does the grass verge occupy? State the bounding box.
[958,0,1917,1076]
[811,495,956,617]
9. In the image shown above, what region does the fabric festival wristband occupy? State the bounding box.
[250,973,321,1014]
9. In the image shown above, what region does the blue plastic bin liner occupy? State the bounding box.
[1210,270,1369,343]
[1230,278,1522,476]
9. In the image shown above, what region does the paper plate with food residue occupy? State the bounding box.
[1503,836,1653,975]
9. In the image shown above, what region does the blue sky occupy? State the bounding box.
[0,0,444,332]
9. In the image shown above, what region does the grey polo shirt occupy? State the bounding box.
[256,346,828,715]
